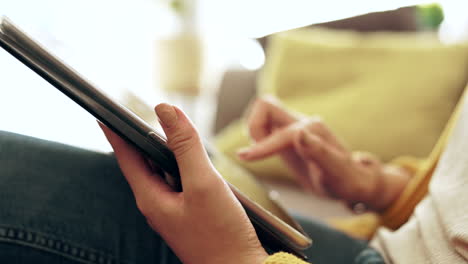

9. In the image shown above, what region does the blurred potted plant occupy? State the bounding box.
[155,0,203,97]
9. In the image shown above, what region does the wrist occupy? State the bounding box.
[213,248,268,264]
[240,249,268,264]
[367,165,411,212]
[250,251,269,264]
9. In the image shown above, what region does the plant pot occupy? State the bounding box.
[155,32,203,96]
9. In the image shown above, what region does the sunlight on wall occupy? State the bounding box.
[0,0,466,148]
[198,0,462,70]
[438,1,468,43]
[198,0,439,37]
[237,39,265,70]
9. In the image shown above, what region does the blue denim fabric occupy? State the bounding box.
[354,248,386,264]
[0,131,384,263]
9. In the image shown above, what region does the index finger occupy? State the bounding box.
[238,122,299,160]
[246,96,298,142]
[99,123,174,202]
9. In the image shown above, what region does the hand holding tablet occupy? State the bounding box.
[0,17,311,258]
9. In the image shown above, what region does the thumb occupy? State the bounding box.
[155,103,216,189]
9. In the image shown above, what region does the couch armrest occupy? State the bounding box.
[214,70,258,133]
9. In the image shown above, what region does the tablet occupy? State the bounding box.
[0,17,312,258]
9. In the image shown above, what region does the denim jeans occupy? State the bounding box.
[0,131,384,264]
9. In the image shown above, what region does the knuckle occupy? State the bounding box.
[255,96,279,113]
[306,137,329,158]
[314,142,327,156]
[260,94,279,105]
[353,151,381,167]
[247,114,258,130]
[295,121,309,133]
[247,101,271,139]
[250,98,269,117]
[168,127,198,157]
[249,98,264,114]
[253,96,268,106]
[293,127,307,145]
[254,97,267,106]
[305,117,325,130]
[246,103,261,126]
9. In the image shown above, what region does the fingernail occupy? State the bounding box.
[156,103,178,128]
[237,147,251,159]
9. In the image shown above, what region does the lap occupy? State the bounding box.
[0,131,381,264]
[0,131,180,264]
[295,215,379,264]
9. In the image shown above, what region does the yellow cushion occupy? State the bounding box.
[216,28,468,181]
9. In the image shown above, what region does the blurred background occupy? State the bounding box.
[1,0,468,220]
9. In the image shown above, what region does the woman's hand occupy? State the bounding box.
[100,103,268,264]
[238,97,410,212]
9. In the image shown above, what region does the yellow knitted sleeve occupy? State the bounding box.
[381,88,464,229]
[263,252,310,264]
